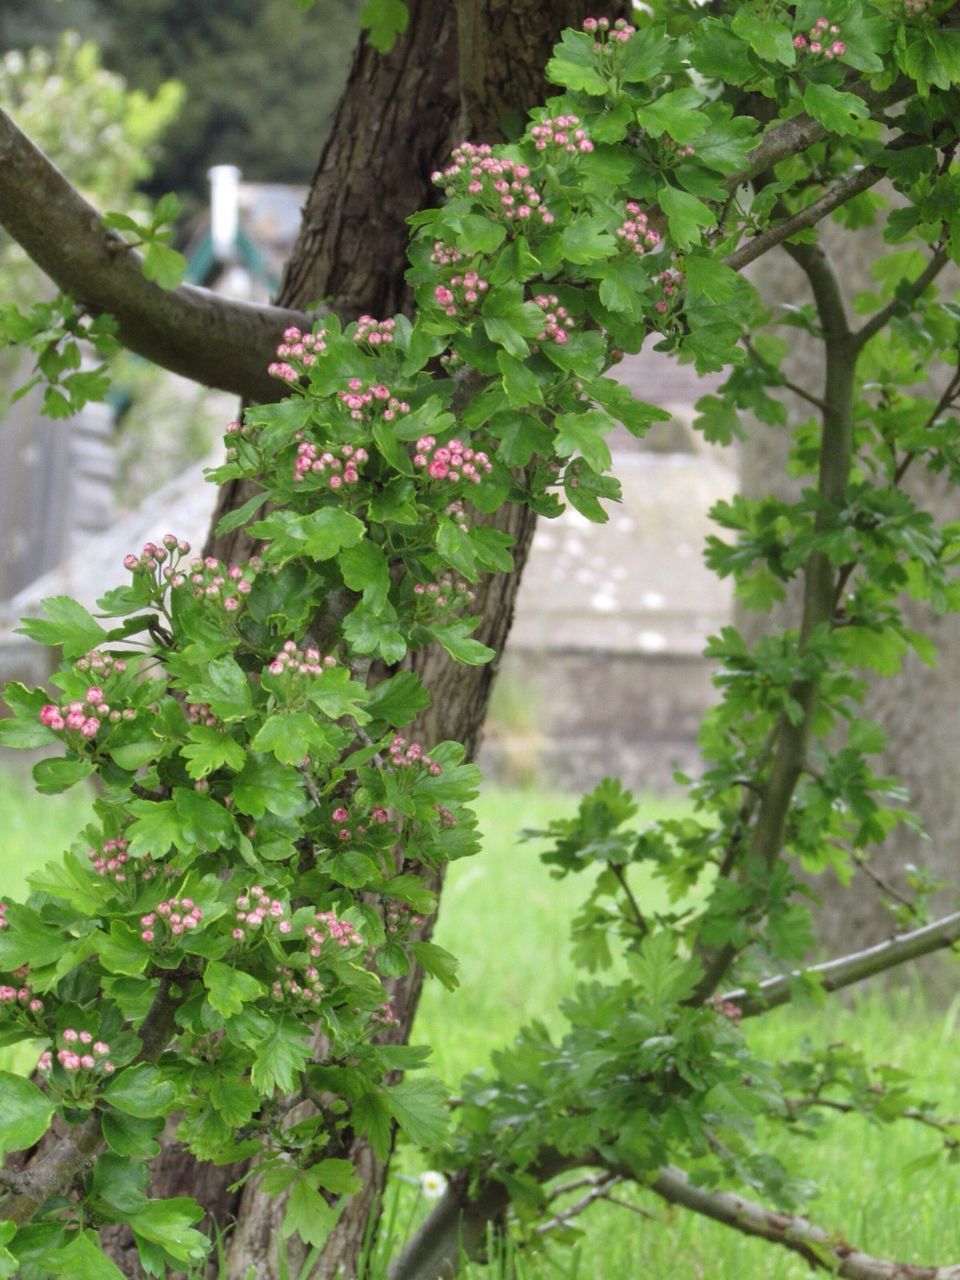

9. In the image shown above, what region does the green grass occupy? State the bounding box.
[1,773,958,1278]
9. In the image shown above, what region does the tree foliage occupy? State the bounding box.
[3,3,960,1279]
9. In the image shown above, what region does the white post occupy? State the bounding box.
[208,164,241,263]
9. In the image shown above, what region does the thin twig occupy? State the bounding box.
[534,1175,625,1236]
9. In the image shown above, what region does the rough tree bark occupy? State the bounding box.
[741,224,960,957]
[128,4,624,1278]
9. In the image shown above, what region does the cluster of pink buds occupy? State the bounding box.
[187,702,219,729]
[0,973,43,1015]
[39,685,130,739]
[370,1000,399,1027]
[430,241,463,268]
[123,534,192,582]
[529,114,594,156]
[433,270,490,318]
[413,436,492,484]
[654,269,685,315]
[338,377,410,424]
[272,962,325,1005]
[268,326,327,382]
[902,0,933,12]
[533,294,575,346]
[293,439,369,487]
[389,735,442,776]
[330,803,370,843]
[385,902,425,936]
[583,16,635,45]
[616,202,661,256]
[710,997,743,1026]
[793,18,845,56]
[305,910,363,955]
[266,640,337,678]
[231,887,292,941]
[432,143,555,226]
[354,315,396,345]
[182,554,256,612]
[141,897,203,943]
[413,571,476,612]
[75,650,127,677]
[39,1030,115,1074]
[662,136,695,160]
[436,804,457,829]
[0,903,7,932]
[87,836,164,886]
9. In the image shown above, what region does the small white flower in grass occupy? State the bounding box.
[420,1171,447,1200]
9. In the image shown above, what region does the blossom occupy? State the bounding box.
[420,1170,447,1199]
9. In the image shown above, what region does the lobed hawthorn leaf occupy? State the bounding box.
[658,185,716,250]
[0,1070,55,1155]
[635,87,708,146]
[359,0,408,53]
[17,595,107,658]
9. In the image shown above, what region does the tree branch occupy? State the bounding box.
[852,246,950,352]
[724,909,960,1017]
[0,106,311,401]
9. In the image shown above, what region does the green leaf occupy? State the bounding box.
[730,7,796,66]
[17,595,106,658]
[411,941,460,991]
[497,352,543,408]
[95,922,151,977]
[202,656,254,722]
[545,28,608,95]
[685,255,742,303]
[282,1180,342,1248]
[44,1232,126,1280]
[635,87,708,145]
[125,1198,208,1266]
[233,754,306,819]
[436,519,478,580]
[364,671,431,727]
[430,619,495,665]
[126,799,182,858]
[0,1071,55,1154]
[250,1016,312,1094]
[560,216,617,266]
[802,82,869,137]
[620,23,676,83]
[215,490,270,537]
[456,214,507,256]
[181,727,246,779]
[204,960,265,1018]
[385,1075,449,1147]
[553,409,614,473]
[32,756,94,794]
[310,1158,362,1195]
[359,0,408,53]
[101,1111,164,1159]
[103,1064,178,1118]
[342,601,407,664]
[339,539,391,611]
[352,1091,392,1160]
[142,241,188,289]
[251,712,339,767]
[563,461,621,522]
[658,186,716,250]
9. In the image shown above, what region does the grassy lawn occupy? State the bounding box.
[1,771,957,1278]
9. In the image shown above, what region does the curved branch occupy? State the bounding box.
[852,245,950,352]
[0,106,311,401]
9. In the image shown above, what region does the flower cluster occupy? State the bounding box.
[615,202,661,256]
[430,240,463,269]
[140,896,203,943]
[793,17,845,56]
[354,315,396,346]
[38,1029,115,1074]
[231,887,292,941]
[654,268,685,315]
[272,961,325,1005]
[710,997,743,1026]
[187,702,219,728]
[87,836,165,887]
[662,136,696,161]
[122,533,192,584]
[293,439,368,487]
[433,270,490,318]
[583,16,635,45]
[389,735,442,776]
[413,570,476,612]
[413,435,492,484]
[0,903,7,932]
[40,686,132,739]
[370,999,399,1026]
[266,640,337,678]
[432,143,554,226]
[268,326,327,382]
[0,969,43,1014]
[384,902,425,935]
[75,650,127,678]
[339,378,410,424]
[179,554,256,612]
[533,293,575,346]
[529,114,594,156]
[305,909,363,955]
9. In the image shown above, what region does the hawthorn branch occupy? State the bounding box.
[0,106,311,401]
[722,908,960,1017]
[852,245,950,351]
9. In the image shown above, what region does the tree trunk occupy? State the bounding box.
[121,4,618,1278]
[741,226,960,959]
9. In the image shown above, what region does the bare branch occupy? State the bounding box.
[534,1174,628,1237]
[0,106,311,401]
[724,909,960,1017]
[852,246,951,351]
